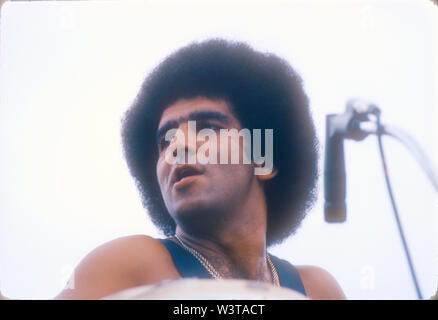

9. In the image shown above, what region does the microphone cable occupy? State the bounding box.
[375,114,423,300]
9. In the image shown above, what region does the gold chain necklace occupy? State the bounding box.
[174,235,280,286]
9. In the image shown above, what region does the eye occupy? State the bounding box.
[158,137,170,151]
[157,128,179,152]
[208,124,221,130]
[198,121,222,131]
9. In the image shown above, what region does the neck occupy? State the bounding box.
[173,184,273,283]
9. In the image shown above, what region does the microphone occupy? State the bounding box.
[324,99,380,222]
[324,114,347,222]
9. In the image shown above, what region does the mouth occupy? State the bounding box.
[172,165,204,189]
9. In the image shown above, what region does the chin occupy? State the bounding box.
[172,197,210,217]
[170,198,221,231]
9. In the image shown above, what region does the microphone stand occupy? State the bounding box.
[325,99,438,299]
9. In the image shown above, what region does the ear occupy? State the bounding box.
[255,163,278,182]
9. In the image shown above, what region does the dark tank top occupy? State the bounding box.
[158,238,307,296]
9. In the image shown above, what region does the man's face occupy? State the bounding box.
[155,97,256,230]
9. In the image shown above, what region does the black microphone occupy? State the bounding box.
[324,114,347,222]
[324,99,380,222]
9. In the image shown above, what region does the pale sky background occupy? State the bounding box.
[0,0,437,299]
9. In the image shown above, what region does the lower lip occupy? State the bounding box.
[173,175,202,189]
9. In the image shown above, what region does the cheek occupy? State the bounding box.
[156,156,170,191]
[209,163,254,191]
[217,134,252,165]
[211,164,254,204]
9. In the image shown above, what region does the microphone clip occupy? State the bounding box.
[327,99,381,142]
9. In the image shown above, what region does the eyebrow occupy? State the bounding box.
[155,110,231,144]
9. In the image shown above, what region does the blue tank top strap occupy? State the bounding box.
[268,254,307,296]
[158,238,212,279]
[158,238,307,296]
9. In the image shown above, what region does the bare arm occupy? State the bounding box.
[297,265,346,300]
[54,235,178,300]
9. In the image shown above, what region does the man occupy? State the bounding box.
[55,39,346,300]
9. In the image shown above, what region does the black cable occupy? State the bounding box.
[376,116,423,300]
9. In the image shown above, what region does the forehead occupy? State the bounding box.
[158,96,239,127]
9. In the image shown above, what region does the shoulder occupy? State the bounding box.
[75,235,172,272]
[54,235,179,299]
[97,234,171,259]
[295,265,346,300]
